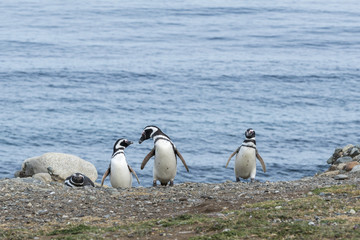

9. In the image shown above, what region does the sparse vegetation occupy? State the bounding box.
[1,185,358,239]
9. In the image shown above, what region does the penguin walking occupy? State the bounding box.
[139,125,189,186]
[225,128,266,182]
[101,138,140,188]
[64,173,95,187]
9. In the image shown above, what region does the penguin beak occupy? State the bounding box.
[127,140,133,145]
[139,132,145,144]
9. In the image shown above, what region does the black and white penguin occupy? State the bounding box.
[225,128,266,182]
[64,173,95,187]
[101,138,140,188]
[139,125,189,186]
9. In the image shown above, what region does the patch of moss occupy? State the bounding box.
[48,224,99,236]
[312,185,359,195]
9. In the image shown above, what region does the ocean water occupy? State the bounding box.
[1,0,359,187]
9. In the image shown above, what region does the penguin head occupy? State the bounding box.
[70,173,84,184]
[139,125,160,144]
[113,138,133,153]
[245,128,255,139]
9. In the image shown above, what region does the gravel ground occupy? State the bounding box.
[1,170,359,237]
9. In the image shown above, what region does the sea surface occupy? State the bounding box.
[1,0,359,187]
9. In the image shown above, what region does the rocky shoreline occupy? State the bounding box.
[1,171,360,239]
[1,145,360,239]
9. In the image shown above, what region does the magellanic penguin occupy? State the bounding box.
[101,138,140,188]
[64,173,95,187]
[225,128,266,182]
[139,125,189,186]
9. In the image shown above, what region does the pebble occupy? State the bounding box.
[351,165,360,173]
[37,210,48,215]
[308,221,315,226]
[348,209,356,214]
[334,174,349,180]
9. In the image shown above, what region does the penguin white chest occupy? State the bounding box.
[110,154,132,188]
[154,140,177,182]
[235,147,256,179]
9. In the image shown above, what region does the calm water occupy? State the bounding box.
[1,0,359,187]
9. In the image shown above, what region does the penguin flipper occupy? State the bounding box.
[256,150,266,173]
[141,147,155,169]
[101,167,111,187]
[83,175,95,187]
[175,148,189,172]
[128,165,141,184]
[226,147,240,168]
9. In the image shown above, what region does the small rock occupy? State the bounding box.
[222,229,231,232]
[349,147,360,157]
[275,206,282,210]
[351,165,360,173]
[348,209,356,214]
[212,186,220,190]
[334,174,349,180]
[342,144,354,155]
[308,221,315,226]
[337,163,346,170]
[37,209,48,215]
[344,161,359,171]
[334,156,353,164]
[88,196,97,201]
[353,155,360,162]
[327,156,335,164]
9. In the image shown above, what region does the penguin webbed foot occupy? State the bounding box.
[169,181,174,187]
[250,178,255,183]
[236,177,241,182]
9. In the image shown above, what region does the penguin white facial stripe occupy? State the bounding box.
[70,178,83,186]
[143,126,159,138]
[149,127,158,138]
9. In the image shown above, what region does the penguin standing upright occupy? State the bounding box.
[139,125,189,186]
[101,138,140,188]
[225,128,266,182]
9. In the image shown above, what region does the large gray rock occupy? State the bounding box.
[15,152,98,182]
[334,156,353,164]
